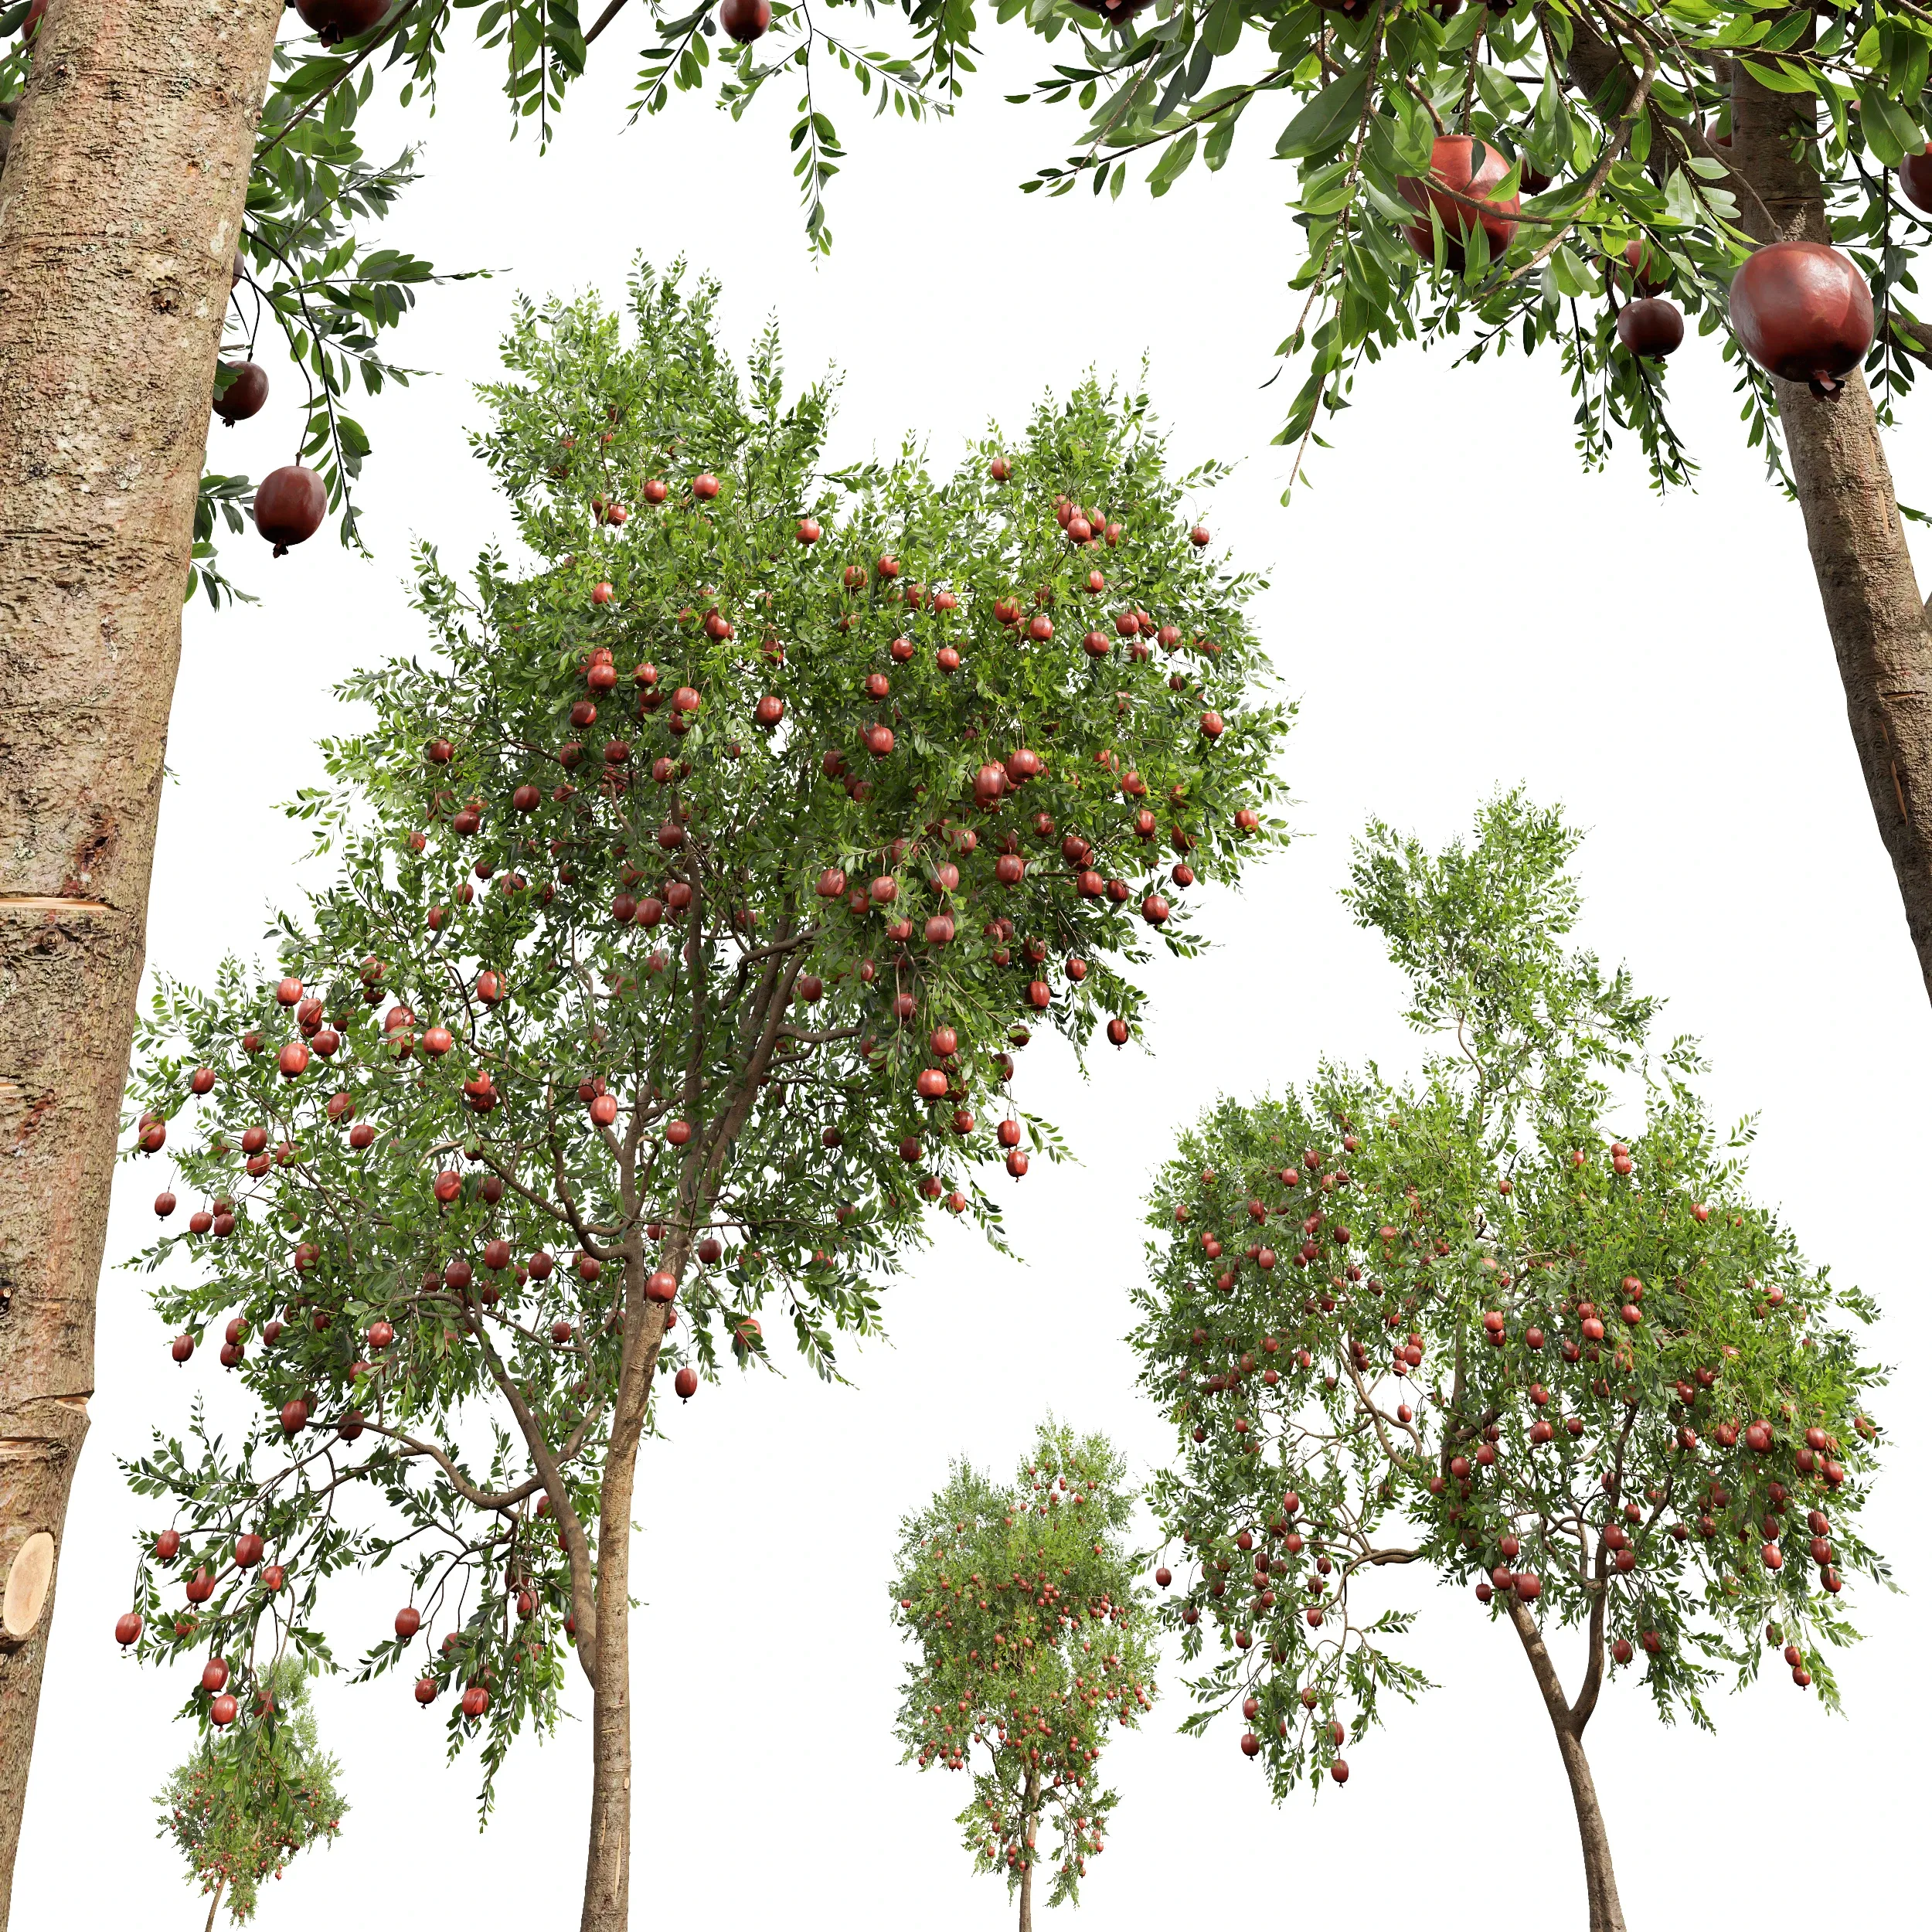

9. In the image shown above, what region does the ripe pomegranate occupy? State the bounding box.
[295,0,391,42]
[1901,144,1932,213]
[213,361,269,423]
[210,1693,238,1726]
[674,1366,699,1401]
[1730,240,1873,393]
[414,1677,437,1705]
[1396,135,1520,268]
[253,464,328,554]
[114,1612,143,1648]
[1616,297,1684,359]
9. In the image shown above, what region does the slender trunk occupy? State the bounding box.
[203,1876,226,1932]
[578,1427,637,1932]
[577,1257,666,1932]
[1551,1719,1626,1932]
[1017,1767,1039,1932]
[0,3,282,1917]
[1506,1597,1625,1932]
[1730,61,1932,1002]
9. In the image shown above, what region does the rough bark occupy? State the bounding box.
[0,1,284,1916]
[1507,1597,1626,1932]
[1730,63,1932,1002]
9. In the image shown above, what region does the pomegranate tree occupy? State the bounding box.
[889,1423,1156,1930]
[999,0,1932,1006]
[154,1658,345,1925]
[1131,793,1885,1932]
[116,267,1289,1932]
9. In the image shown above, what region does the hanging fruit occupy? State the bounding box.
[253,464,328,555]
[1728,240,1873,396]
[1396,137,1520,270]
[1616,298,1685,360]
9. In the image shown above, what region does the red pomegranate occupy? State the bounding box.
[1729,240,1873,394]
[674,1366,699,1401]
[253,464,327,554]
[213,361,269,423]
[719,0,769,36]
[1901,145,1932,213]
[1617,297,1684,359]
[114,1612,143,1648]
[295,0,391,41]
[1397,137,1520,269]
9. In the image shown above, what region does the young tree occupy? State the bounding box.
[1132,792,1886,1932]
[154,1658,347,1929]
[0,8,954,1886]
[1000,0,1932,1003]
[890,1423,1158,1931]
[111,264,1290,1931]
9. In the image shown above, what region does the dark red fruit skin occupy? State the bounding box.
[1729,240,1874,393]
[1397,137,1520,270]
[253,465,328,555]
[294,0,390,44]
[718,0,770,38]
[1900,145,1932,214]
[1074,0,1157,22]
[1616,297,1685,359]
[213,362,269,423]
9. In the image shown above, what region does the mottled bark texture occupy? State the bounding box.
[0,0,283,1917]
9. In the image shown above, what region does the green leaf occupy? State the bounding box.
[1147,127,1198,196]
[1276,64,1366,162]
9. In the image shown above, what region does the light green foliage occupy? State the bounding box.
[156,1659,346,1924]
[1132,791,1887,1796]
[890,1423,1159,1910]
[998,0,1932,492]
[121,261,1287,1812]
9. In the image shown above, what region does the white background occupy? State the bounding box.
[15,19,1930,1930]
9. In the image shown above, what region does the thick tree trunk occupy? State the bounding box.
[1730,63,1932,1002]
[0,2,283,1917]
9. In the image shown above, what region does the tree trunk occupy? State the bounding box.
[1550,1719,1626,1932]
[1506,1599,1625,1932]
[203,1875,226,1932]
[576,1257,669,1932]
[578,1423,637,1932]
[1016,1767,1039,1932]
[1730,63,1932,1003]
[0,2,283,1918]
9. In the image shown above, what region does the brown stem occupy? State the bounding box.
[204,1875,226,1932]
[0,3,285,1915]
